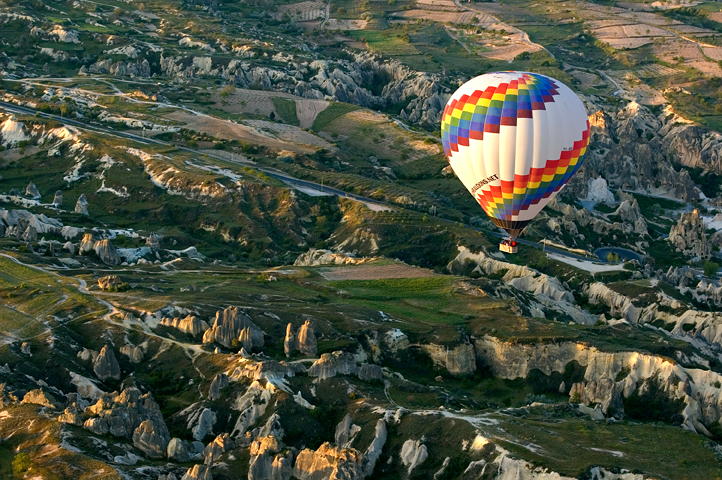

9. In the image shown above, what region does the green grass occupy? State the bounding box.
[331,276,454,300]
[495,410,722,480]
[271,97,300,126]
[347,29,420,56]
[311,102,361,131]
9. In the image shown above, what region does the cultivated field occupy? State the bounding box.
[274,1,326,21]
[319,263,438,280]
[164,110,323,153]
[325,19,368,30]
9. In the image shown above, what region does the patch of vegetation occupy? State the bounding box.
[311,102,361,131]
[271,97,300,126]
[624,377,685,424]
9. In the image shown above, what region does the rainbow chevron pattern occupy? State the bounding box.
[441,72,590,225]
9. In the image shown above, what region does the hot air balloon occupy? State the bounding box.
[441,71,590,253]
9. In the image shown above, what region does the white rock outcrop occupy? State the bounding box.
[203,306,264,350]
[294,248,371,266]
[93,345,121,380]
[668,209,710,259]
[284,320,317,357]
[420,342,475,376]
[400,439,428,475]
[473,335,722,433]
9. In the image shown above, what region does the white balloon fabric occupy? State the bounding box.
[441,71,590,237]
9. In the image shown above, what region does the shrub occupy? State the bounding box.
[12,453,31,478]
[704,260,719,277]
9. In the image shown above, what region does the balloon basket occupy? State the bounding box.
[499,239,518,254]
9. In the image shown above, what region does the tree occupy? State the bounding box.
[220,85,235,97]
[704,260,719,277]
[13,453,31,478]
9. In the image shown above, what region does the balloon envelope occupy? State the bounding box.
[441,71,590,238]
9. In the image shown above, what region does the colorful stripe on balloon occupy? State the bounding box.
[440,71,590,222]
[475,123,590,220]
[440,72,560,156]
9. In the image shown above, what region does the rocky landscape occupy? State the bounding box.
[4,0,722,477]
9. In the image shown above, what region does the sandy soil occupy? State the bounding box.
[325,19,368,30]
[602,37,655,48]
[210,89,329,130]
[617,11,676,25]
[0,145,42,163]
[703,46,722,60]
[164,110,320,154]
[686,60,722,76]
[480,41,540,60]
[327,109,440,163]
[636,63,681,77]
[594,24,673,39]
[242,120,334,149]
[296,99,329,129]
[653,40,706,63]
[415,0,460,11]
[674,24,719,36]
[649,0,700,9]
[588,19,635,29]
[297,20,323,32]
[319,263,437,280]
[211,90,278,116]
[391,9,480,24]
[709,12,722,23]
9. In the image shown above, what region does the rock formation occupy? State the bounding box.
[58,407,83,425]
[357,363,383,382]
[420,342,475,376]
[52,190,62,207]
[160,315,209,336]
[473,335,722,434]
[204,433,233,463]
[248,435,282,480]
[613,191,648,235]
[192,407,216,441]
[25,182,40,199]
[93,345,121,380]
[586,177,615,203]
[283,320,317,357]
[569,380,624,418]
[132,418,171,459]
[202,306,264,350]
[181,464,212,480]
[308,352,358,380]
[334,414,360,447]
[400,439,428,475]
[98,275,122,290]
[566,102,701,201]
[75,193,89,215]
[293,443,363,480]
[80,233,121,266]
[120,344,145,364]
[146,232,161,251]
[283,323,296,357]
[21,389,59,408]
[208,373,229,401]
[294,248,370,266]
[668,209,710,259]
[79,386,173,459]
[167,437,204,462]
[362,419,387,476]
